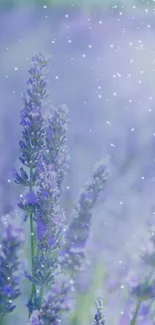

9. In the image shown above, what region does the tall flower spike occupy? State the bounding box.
[14,52,52,316]
[17,53,50,172]
[0,215,24,318]
[44,103,70,192]
[64,158,110,273]
[26,154,67,315]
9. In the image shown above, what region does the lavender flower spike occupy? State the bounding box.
[94,299,105,325]
[0,215,24,320]
[15,52,51,189]
[64,158,110,272]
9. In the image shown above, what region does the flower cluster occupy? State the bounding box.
[63,159,110,274]
[2,52,110,325]
[0,215,24,318]
[43,103,70,192]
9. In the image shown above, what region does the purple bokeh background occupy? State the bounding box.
[1,3,155,324]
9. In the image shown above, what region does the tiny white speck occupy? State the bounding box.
[110,44,114,48]
[7,179,11,183]
[65,14,68,18]
[120,311,124,315]
[43,5,47,8]
[120,285,124,289]
[99,20,103,24]
[88,44,92,48]
[68,39,71,43]
[141,176,144,180]
[66,186,70,190]
[131,128,134,132]
[98,94,102,98]
[113,92,117,96]
[6,75,8,78]
[82,54,86,58]
[148,109,152,112]
[14,67,18,71]
[119,260,122,264]
[120,201,123,205]
[55,76,59,79]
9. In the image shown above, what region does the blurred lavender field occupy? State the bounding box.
[1,1,155,324]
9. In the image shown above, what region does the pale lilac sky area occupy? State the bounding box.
[1,4,155,324]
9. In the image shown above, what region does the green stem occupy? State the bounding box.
[130,299,141,325]
[28,167,36,315]
[39,285,44,308]
[29,212,36,300]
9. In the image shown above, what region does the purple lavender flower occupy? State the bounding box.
[40,275,73,325]
[13,51,111,324]
[16,53,50,172]
[94,299,105,325]
[43,103,70,191]
[64,158,110,273]
[28,310,43,325]
[14,53,52,316]
[0,215,24,317]
[35,155,66,252]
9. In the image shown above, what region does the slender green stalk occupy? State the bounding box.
[39,285,44,308]
[29,167,36,309]
[130,299,141,325]
[29,212,36,300]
